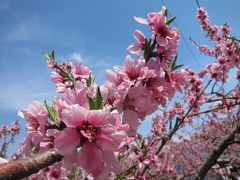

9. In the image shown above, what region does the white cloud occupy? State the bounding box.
[5,16,49,42]
[67,52,84,63]
[64,52,118,69]
[62,52,120,84]
[0,91,54,111]
[0,79,55,111]
[0,0,10,11]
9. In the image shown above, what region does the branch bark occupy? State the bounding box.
[0,149,62,180]
[194,124,240,179]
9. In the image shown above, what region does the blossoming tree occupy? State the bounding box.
[0,5,239,180]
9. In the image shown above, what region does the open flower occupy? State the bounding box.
[54,104,127,177]
[18,101,48,130]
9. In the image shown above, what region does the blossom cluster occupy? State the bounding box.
[102,6,185,135]
[0,121,20,159]
[15,5,240,180]
[195,7,240,82]
[16,6,188,179]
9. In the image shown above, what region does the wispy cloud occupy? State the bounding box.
[0,0,10,11]
[65,52,119,68]
[0,91,54,111]
[5,15,49,42]
[63,52,120,84]
[67,52,84,63]
[0,79,55,111]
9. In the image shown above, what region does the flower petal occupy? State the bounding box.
[55,127,80,155]
[127,43,142,54]
[62,104,89,127]
[88,110,108,126]
[79,143,104,177]
[123,109,139,135]
[134,16,149,25]
[134,30,145,44]
[97,126,126,151]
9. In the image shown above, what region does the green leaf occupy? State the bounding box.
[51,50,55,59]
[170,55,177,69]
[44,100,59,124]
[144,38,152,60]
[87,96,96,110]
[42,50,55,60]
[44,100,54,122]
[166,16,176,25]
[164,9,168,17]
[72,167,80,180]
[86,74,95,87]
[135,139,141,149]
[66,71,75,82]
[110,107,116,112]
[172,64,184,71]
[142,146,148,156]
[95,86,103,110]
[30,141,40,154]
[170,55,184,71]
[144,38,150,50]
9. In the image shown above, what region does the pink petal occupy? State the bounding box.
[128,84,142,99]
[156,35,168,46]
[74,87,89,108]
[55,127,80,155]
[134,30,145,43]
[63,88,88,108]
[62,104,89,127]
[127,43,142,54]
[97,132,114,151]
[88,110,108,126]
[63,150,78,170]
[105,69,117,84]
[31,131,44,145]
[134,16,149,25]
[79,143,104,177]
[123,109,139,135]
[102,151,121,173]
[160,6,167,17]
[98,127,126,151]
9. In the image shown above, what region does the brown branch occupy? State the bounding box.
[188,102,240,118]
[194,124,240,179]
[0,149,62,180]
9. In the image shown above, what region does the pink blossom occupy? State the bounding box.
[114,55,153,85]
[61,87,89,109]
[54,104,127,177]
[10,121,20,135]
[127,30,145,54]
[115,83,157,135]
[18,102,49,155]
[18,101,48,130]
[71,61,90,79]
[47,60,57,69]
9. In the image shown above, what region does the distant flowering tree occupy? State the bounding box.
[0,121,20,161]
[0,5,239,180]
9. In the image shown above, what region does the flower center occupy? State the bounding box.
[158,26,168,37]
[78,121,99,145]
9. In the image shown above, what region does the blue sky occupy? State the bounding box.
[0,0,239,155]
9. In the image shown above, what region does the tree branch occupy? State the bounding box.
[0,149,62,180]
[139,80,213,176]
[194,124,240,179]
